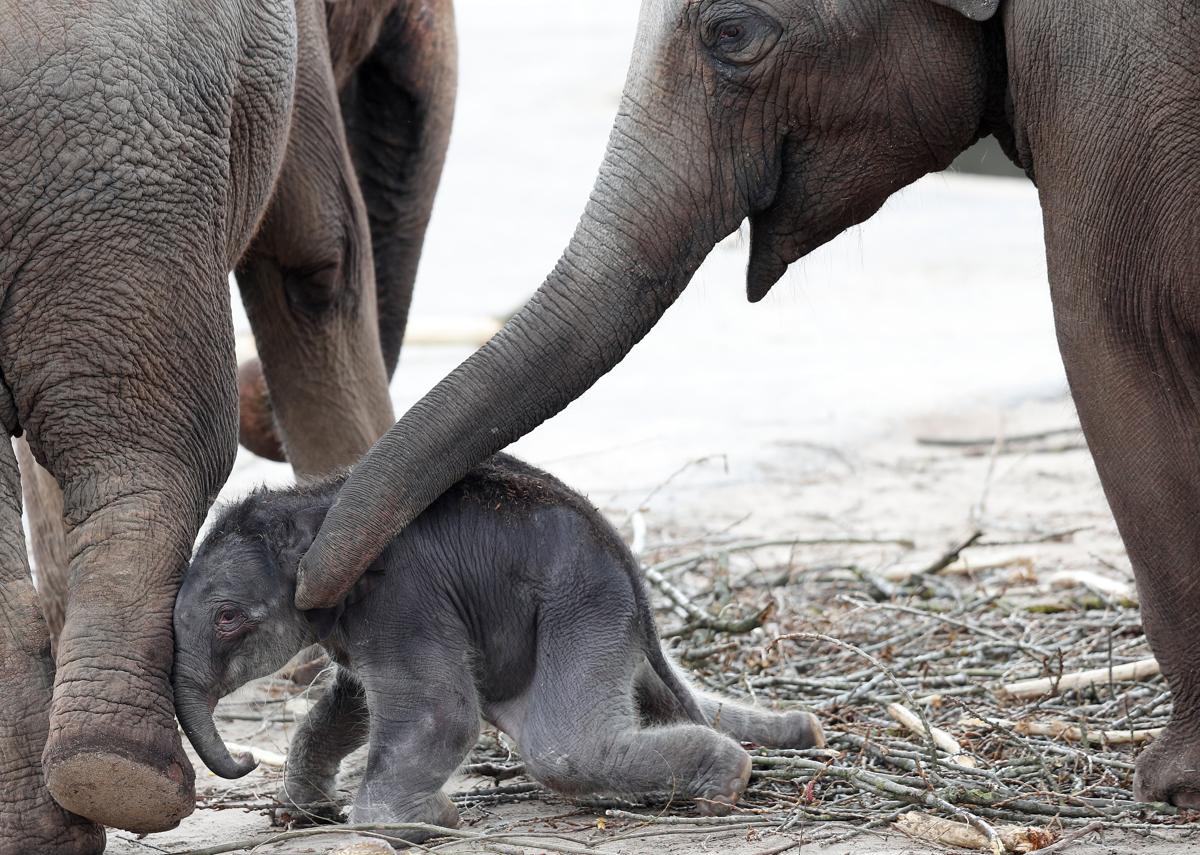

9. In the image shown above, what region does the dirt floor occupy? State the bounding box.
[104,393,1200,854]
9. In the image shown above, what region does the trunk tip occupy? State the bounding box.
[221,750,259,780]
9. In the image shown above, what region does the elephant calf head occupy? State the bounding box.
[296,0,1005,610]
[172,495,336,779]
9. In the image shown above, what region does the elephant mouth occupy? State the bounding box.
[744,143,802,303]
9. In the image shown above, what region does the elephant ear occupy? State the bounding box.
[278,506,329,574]
[280,504,347,638]
[930,0,1000,21]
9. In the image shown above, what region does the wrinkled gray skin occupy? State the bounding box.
[299,0,1200,809]
[0,0,454,850]
[173,456,824,837]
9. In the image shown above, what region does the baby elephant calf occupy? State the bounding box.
[173,454,823,835]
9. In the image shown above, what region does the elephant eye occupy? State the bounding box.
[215,607,247,634]
[704,13,782,68]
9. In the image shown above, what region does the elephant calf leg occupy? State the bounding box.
[348,667,479,842]
[693,690,824,750]
[525,640,750,815]
[523,715,751,816]
[0,439,102,855]
[634,658,824,749]
[275,669,370,825]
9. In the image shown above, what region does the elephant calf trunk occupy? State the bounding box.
[174,680,259,780]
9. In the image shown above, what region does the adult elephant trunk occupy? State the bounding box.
[297,65,758,608]
[174,679,258,780]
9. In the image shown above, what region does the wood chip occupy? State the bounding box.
[225,742,286,768]
[895,811,1057,853]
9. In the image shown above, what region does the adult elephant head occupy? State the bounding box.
[296,0,1002,608]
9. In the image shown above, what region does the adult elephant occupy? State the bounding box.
[0,0,454,851]
[298,0,1200,809]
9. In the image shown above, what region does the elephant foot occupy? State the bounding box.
[1134,726,1200,809]
[349,792,460,843]
[695,751,752,817]
[0,778,105,855]
[238,359,287,462]
[42,727,195,834]
[772,711,826,749]
[272,778,344,827]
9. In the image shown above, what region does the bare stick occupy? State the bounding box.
[894,812,1056,853]
[919,530,984,576]
[887,704,975,768]
[1001,658,1160,699]
[961,716,1163,746]
[224,742,285,768]
[916,427,1083,448]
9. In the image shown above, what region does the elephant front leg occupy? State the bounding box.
[5,268,240,833]
[275,668,370,825]
[348,657,479,842]
[235,0,395,476]
[41,496,206,833]
[1050,277,1200,807]
[341,0,457,376]
[0,439,103,855]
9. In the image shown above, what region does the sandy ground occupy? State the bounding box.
[90,1,1200,853]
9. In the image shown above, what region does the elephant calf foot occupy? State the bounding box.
[764,710,825,749]
[349,791,459,842]
[694,749,752,816]
[272,776,345,827]
[0,779,105,855]
[1134,727,1200,809]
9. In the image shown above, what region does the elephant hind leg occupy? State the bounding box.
[14,436,69,657]
[522,612,750,814]
[235,0,394,476]
[342,0,457,376]
[0,438,103,855]
[634,655,824,749]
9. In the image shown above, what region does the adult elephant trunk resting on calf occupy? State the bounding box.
[301,0,1200,809]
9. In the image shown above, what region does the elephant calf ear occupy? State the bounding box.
[282,506,331,578]
[931,0,1000,21]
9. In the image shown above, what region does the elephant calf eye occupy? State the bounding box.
[215,607,246,634]
[719,24,745,42]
